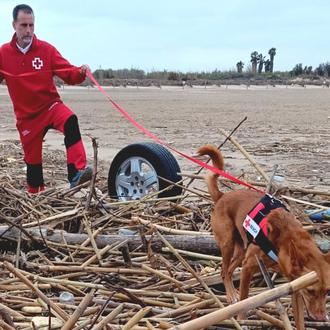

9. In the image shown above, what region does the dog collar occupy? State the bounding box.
[243,194,286,263]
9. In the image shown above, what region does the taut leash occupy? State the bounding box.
[86,70,264,193]
[0,67,264,193]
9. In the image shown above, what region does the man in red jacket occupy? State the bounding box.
[0,4,92,193]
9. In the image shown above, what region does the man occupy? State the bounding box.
[0,4,92,193]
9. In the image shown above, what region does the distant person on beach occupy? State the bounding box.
[0,4,92,193]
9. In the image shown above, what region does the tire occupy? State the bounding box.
[108,142,182,200]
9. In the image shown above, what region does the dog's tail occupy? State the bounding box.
[197,145,224,202]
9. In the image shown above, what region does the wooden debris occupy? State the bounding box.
[0,140,329,329]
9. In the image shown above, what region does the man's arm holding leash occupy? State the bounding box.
[51,45,89,85]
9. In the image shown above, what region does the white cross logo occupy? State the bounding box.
[243,216,260,238]
[244,218,251,228]
[32,57,43,70]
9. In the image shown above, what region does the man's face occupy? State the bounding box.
[12,11,35,47]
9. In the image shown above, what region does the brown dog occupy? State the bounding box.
[198,145,330,321]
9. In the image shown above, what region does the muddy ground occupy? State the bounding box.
[0,84,329,190]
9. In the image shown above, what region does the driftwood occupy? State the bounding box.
[1,226,329,253]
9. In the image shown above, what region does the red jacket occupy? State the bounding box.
[0,34,85,120]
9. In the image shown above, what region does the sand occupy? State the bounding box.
[0,84,329,189]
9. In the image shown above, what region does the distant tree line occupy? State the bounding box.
[92,68,254,82]
[290,62,330,77]
[92,46,330,82]
[235,47,330,79]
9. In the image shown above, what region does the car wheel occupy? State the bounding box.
[108,142,182,200]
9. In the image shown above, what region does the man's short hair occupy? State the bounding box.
[13,4,34,21]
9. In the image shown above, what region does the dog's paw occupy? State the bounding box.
[227,290,240,305]
[227,295,239,305]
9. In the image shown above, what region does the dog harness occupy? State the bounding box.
[243,194,286,262]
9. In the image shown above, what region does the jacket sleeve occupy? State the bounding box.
[51,46,86,85]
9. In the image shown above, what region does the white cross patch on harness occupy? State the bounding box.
[32,57,43,70]
[243,215,260,238]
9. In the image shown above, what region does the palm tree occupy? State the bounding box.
[236,61,244,73]
[257,54,266,73]
[250,51,258,75]
[268,48,276,73]
[264,59,271,72]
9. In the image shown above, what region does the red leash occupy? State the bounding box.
[0,67,75,78]
[85,71,264,193]
[0,67,264,193]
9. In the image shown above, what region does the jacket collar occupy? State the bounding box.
[10,33,38,53]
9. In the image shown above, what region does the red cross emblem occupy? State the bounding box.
[244,218,251,227]
[32,57,43,70]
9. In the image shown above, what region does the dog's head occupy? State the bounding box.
[299,280,329,321]
[280,241,330,320]
[267,211,330,320]
[287,243,330,320]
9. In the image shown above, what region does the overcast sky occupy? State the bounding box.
[1,0,329,72]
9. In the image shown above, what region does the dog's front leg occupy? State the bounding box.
[237,264,254,320]
[237,249,262,320]
[221,267,239,304]
[292,292,305,330]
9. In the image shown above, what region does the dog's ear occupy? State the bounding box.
[267,221,280,240]
[289,240,307,268]
[267,221,273,234]
[279,240,306,277]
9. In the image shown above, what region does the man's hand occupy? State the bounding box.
[80,64,91,75]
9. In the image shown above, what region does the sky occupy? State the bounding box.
[1,0,330,73]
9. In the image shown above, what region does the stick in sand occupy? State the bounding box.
[219,128,269,182]
[186,116,247,189]
[85,135,98,211]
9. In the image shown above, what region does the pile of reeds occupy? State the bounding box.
[0,137,329,329]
